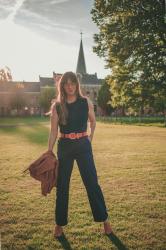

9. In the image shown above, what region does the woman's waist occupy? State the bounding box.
[59,131,88,140]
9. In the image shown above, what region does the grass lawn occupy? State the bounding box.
[0,117,166,250]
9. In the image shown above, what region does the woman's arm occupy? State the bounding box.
[48,103,59,151]
[86,97,96,142]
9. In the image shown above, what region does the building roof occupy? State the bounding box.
[76,38,87,75]
[75,34,103,85]
[78,73,103,85]
[0,81,40,92]
[22,81,40,92]
[39,76,54,86]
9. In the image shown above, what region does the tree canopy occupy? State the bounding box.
[91,0,166,115]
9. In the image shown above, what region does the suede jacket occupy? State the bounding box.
[23,150,59,196]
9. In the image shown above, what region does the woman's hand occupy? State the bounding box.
[47,149,53,152]
[88,135,92,142]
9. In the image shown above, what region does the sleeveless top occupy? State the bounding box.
[55,96,89,133]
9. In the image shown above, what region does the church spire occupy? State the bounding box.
[76,31,87,74]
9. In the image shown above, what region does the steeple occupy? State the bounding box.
[76,31,87,74]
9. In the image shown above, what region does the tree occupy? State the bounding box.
[97,77,114,115]
[39,86,56,113]
[0,66,12,82]
[10,93,27,115]
[91,0,166,115]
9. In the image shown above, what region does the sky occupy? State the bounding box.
[0,0,110,81]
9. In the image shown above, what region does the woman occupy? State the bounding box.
[47,71,113,238]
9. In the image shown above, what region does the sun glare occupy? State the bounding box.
[0,17,78,81]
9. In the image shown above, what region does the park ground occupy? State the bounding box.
[0,117,166,250]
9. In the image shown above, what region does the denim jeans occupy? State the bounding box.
[55,136,109,226]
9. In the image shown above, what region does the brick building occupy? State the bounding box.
[0,36,104,116]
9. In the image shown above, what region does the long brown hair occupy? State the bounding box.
[45,71,85,125]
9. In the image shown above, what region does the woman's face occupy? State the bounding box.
[63,79,77,97]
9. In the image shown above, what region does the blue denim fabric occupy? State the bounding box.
[55,136,109,226]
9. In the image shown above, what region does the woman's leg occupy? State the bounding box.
[75,139,109,222]
[55,156,74,226]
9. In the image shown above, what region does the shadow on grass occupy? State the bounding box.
[0,123,49,145]
[105,232,128,250]
[54,232,128,250]
[54,233,73,250]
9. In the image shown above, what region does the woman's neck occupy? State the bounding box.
[66,95,77,103]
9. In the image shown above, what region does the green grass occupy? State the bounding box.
[0,115,165,127]
[0,116,49,126]
[0,118,166,249]
[96,116,166,128]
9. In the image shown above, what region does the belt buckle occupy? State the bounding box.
[69,133,76,139]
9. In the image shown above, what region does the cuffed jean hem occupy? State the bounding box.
[55,221,68,226]
[93,214,109,222]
